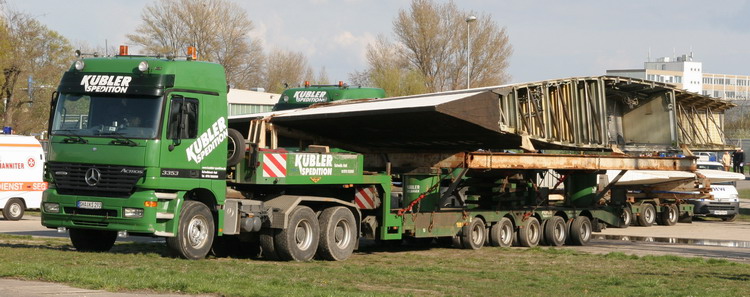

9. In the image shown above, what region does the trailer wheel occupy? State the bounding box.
[260,228,279,260]
[657,204,678,226]
[274,206,319,261]
[166,201,214,260]
[461,217,486,250]
[517,217,541,247]
[543,216,566,246]
[2,198,24,221]
[489,217,514,247]
[569,216,592,246]
[636,204,656,227]
[317,207,357,261]
[226,128,245,167]
[618,206,632,228]
[69,228,117,252]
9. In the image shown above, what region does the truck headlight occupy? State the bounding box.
[123,208,144,218]
[43,203,60,213]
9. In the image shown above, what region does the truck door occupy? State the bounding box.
[159,94,202,185]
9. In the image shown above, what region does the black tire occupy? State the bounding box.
[260,228,279,260]
[460,217,486,250]
[69,228,117,252]
[274,206,320,261]
[721,214,738,222]
[636,203,656,227]
[657,204,678,226]
[227,128,245,167]
[166,201,215,260]
[489,217,514,247]
[619,206,632,228]
[2,198,25,221]
[517,217,541,247]
[569,216,592,246]
[543,216,567,246]
[317,207,357,261]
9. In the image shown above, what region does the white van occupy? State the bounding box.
[0,135,47,220]
[692,161,744,221]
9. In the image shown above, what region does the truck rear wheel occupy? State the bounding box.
[166,201,215,260]
[2,198,24,221]
[461,217,486,250]
[317,207,357,261]
[260,228,279,260]
[636,204,656,227]
[569,216,592,246]
[543,216,566,246]
[69,228,117,252]
[274,206,319,261]
[517,217,541,247]
[227,128,245,167]
[489,217,514,247]
[657,204,678,226]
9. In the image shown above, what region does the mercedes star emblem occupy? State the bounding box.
[85,168,101,186]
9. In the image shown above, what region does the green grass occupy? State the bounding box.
[0,234,749,296]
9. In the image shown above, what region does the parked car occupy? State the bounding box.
[695,152,718,162]
[691,161,743,221]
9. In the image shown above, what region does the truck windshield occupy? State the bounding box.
[50,93,164,139]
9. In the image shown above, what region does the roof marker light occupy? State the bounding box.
[187,46,197,61]
[74,60,85,71]
[138,61,149,72]
[119,45,129,56]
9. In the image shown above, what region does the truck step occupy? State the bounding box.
[153,231,175,237]
[156,213,174,219]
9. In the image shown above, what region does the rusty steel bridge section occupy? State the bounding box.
[231,75,734,154]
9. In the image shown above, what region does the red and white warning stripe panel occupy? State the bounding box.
[354,186,381,209]
[262,153,287,178]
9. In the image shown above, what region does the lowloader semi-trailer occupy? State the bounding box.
[42,47,715,261]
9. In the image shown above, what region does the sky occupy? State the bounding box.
[9,0,750,85]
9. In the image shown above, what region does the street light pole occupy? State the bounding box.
[466,15,477,89]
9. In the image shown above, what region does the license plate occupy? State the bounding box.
[77,201,102,209]
[714,210,728,215]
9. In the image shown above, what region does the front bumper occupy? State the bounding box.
[689,200,739,217]
[41,188,177,235]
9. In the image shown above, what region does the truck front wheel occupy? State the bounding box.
[274,206,319,261]
[167,201,215,260]
[317,207,357,261]
[69,228,117,252]
[2,198,24,221]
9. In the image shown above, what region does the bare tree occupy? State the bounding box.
[0,7,73,134]
[360,0,512,93]
[264,48,314,94]
[361,35,427,97]
[127,0,264,89]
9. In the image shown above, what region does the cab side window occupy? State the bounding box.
[167,96,198,139]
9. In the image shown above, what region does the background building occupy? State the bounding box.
[227,88,280,116]
[606,53,749,101]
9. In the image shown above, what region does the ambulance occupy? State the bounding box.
[0,135,47,220]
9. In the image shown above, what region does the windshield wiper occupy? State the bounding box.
[96,131,138,147]
[54,129,88,144]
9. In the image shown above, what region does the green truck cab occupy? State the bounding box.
[42,52,233,257]
[273,81,385,111]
